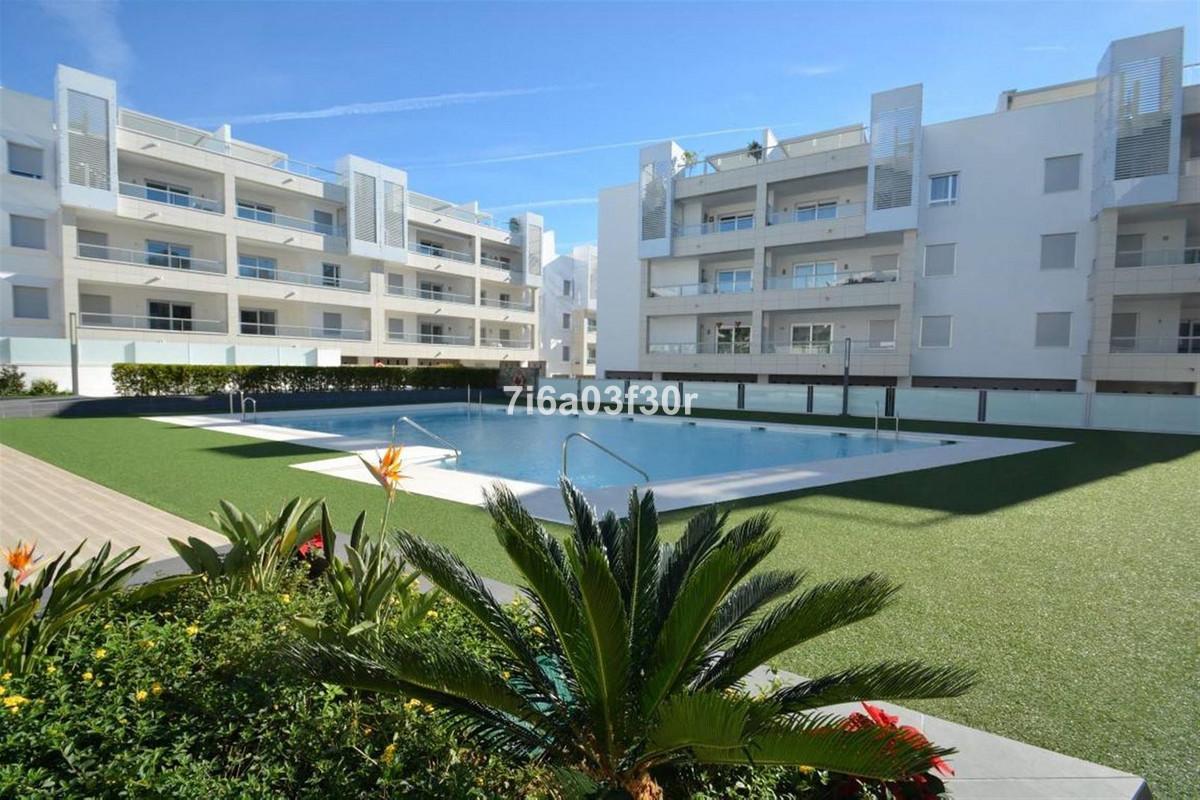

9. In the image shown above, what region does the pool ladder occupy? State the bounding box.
[240,394,258,423]
[393,416,461,458]
[561,432,649,484]
[873,402,900,439]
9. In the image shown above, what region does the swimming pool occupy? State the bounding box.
[267,406,941,489]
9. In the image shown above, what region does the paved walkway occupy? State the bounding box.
[0,444,222,576]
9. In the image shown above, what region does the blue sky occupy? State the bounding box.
[1,1,1196,251]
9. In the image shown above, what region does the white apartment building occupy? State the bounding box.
[1,66,548,395]
[598,29,1200,395]
[540,243,598,377]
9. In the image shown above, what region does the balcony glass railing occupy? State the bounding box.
[673,216,755,237]
[678,126,869,177]
[762,338,896,354]
[119,182,223,213]
[480,254,517,270]
[766,201,865,226]
[479,296,535,311]
[79,313,225,333]
[387,285,475,305]
[408,242,475,263]
[765,268,899,291]
[236,205,345,237]
[1114,248,1200,268]
[648,281,754,297]
[480,337,533,349]
[1109,336,1200,354]
[647,342,754,355]
[388,331,475,346]
[241,323,368,341]
[238,264,368,291]
[77,243,225,275]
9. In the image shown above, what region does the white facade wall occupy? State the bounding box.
[540,244,597,377]
[596,184,641,377]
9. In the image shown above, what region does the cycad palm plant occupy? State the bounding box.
[292,480,972,798]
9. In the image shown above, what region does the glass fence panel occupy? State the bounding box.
[812,386,843,415]
[895,388,978,422]
[847,386,887,417]
[986,391,1087,428]
[539,377,579,396]
[743,384,809,413]
[1091,394,1200,434]
[682,381,739,410]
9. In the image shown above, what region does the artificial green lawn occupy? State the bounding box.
[1,412,1197,797]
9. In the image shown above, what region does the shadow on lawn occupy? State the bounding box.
[677,408,1200,523]
[203,440,336,461]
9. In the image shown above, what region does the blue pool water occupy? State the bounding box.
[271,406,941,489]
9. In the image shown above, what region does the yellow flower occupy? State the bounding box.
[93,648,107,660]
[798,766,815,775]
[1,672,11,681]
[185,624,200,637]
[95,679,104,687]
[2,541,41,585]
[103,622,113,630]
[359,445,408,497]
[425,610,438,620]
[531,625,545,638]
[422,703,435,714]
[151,682,163,696]
[4,695,28,710]
[380,743,397,765]
[0,686,5,696]
[82,672,94,682]
[404,698,421,710]
[134,689,148,702]
[46,665,57,675]
[140,640,156,650]
[501,671,511,681]
[279,594,291,605]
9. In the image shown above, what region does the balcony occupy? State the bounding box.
[1109,335,1200,354]
[480,337,533,349]
[408,242,474,264]
[79,312,225,333]
[765,267,898,291]
[648,342,752,355]
[678,126,869,177]
[238,262,369,292]
[479,296,535,311]
[649,281,753,298]
[237,205,345,237]
[762,338,896,355]
[1115,248,1200,268]
[77,243,225,275]
[673,216,755,238]
[240,322,368,341]
[766,201,864,227]
[481,254,518,270]
[118,182,223,214]
[388,331,475,347]
[387,285,475,306]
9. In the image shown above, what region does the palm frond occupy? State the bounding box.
[698,574,899,691]
[656,505,727,618]
[642,690,777,764]
[623,488,661,670]
[559,477,603,555]
[707,570,805,650]
[772,660,976,712]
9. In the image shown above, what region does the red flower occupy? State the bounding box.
[842,702,955,777]
[299,533,324,558]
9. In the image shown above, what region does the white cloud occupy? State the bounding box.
[204,86,571,126]
[484,197,597,213]
[787,64,841,77]
[39,0,133,82]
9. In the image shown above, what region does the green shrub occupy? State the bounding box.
[111,363,499,396]
[0,365,25,395]
[27,378,60,396]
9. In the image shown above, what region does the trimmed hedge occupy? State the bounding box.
[111,363,499,397]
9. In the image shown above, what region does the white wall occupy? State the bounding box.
[597,183,640,375]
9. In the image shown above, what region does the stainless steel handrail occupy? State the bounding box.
[241,396,257,423]
[561,432,649,483]
[393,416,461,457]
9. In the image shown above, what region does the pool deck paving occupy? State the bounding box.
[0,443,1151,799]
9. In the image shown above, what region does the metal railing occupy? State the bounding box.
[647,341,753,355]
[393,415,461,458]
[765,268,899,291]
[673,216,755,237]
[240,323,369,340]
[562,432,649,483]
[480,337,533,349]
[238,264,369,291]
[649,281,753,297]
[479,296,535,311]
[1108,335,1200,354]
[480,254,517,270]
[1114,248,1200,268]
[387,285,475,305]
[762,338,897,354]
[241,396,258,423]
[77,243,225,275]
[388,331,475,346]
[118,182,223,213]
[408,242,475,263]
[766,201,865,226]
[119,109,342,184]
[236,205,345,237]
[78,313,225,333]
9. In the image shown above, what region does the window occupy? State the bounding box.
[1040,233,1077,270]
[868,319,896,350]
[791,201,837,222]
[417,239,443,256]
[79,293,111,326]
[920,315,953,348]
[715,268,753,293]
[147,240,192,270]
[420,322,445,343]
[792,261,837,289]
[12,285,49,319]
[145,180,191,206]
[714,322,751,354]
[77,230,108,259]
[716,212,754,230]
[562,312,571,329]
[923,243,956,277]
[312,209,334,235]
[562,279,573,296]
[419,280,444,299]
[1115,233,1145,268]
[240,308,276,336]
[148,301,192,331]
[7,143,43,179]
[1034,312,1072,348]
[1043,155,1081,193]
[498,292,511,305]
[1110,312,1138,351]
[929,173,958,206]
[9,215,46,249]
[387,273,404,292]
[562,345,571,362]
[388,318,405,338]
[322,312,342,338]
[236,200,275,224]
[322,263,341,287]
[789,323,833,354]
[238,254,277,280]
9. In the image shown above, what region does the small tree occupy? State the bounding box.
[747,140,765,162]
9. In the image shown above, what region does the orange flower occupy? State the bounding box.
[3,541,41,585]
[360,445,408,497]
